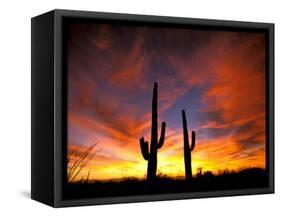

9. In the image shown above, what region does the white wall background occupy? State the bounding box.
[0,0,279,216]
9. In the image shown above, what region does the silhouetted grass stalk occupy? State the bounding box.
[67,143,101,182]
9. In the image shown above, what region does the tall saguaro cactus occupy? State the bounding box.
[140,82,166,181]
[182,110,196,181]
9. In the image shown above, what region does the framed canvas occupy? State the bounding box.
[31,9,274,207]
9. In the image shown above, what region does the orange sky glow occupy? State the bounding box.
[66,22,266,182]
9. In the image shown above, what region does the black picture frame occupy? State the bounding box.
[31,9,274,207]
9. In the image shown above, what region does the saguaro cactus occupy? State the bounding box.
[140,82,166,181]
[182,109,196,181]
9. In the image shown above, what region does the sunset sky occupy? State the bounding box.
[66,20,266,182]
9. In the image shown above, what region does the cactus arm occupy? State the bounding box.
[190,131,196,151]
[140,137,150,160]
[158,121,166,149]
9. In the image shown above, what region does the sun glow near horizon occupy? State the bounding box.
[67,134,265,181]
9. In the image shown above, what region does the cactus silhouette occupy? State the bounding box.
[140,82,166,181]
[182,110,196,181]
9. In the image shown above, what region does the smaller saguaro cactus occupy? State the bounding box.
[182,109,196,181]
[140,82,166,181]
